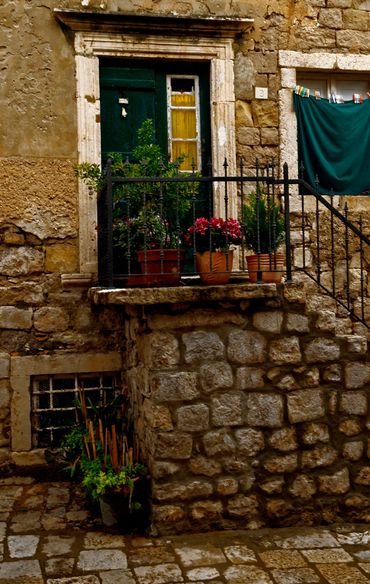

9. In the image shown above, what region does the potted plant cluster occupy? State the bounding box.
[186,216,242,284]
[62,387,148,531]
[77,128,286,286]
[76,119,196,286]
[242,190,285,283]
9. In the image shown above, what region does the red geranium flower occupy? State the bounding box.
[186,216,242,252]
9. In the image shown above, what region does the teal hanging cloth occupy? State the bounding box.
[293,92,370,195]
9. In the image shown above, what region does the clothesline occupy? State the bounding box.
[294,85,370,104]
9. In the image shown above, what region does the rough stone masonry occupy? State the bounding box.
[122,283,370,535]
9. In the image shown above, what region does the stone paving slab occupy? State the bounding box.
[0,479,369,583]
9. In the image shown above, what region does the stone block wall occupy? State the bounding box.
[0,221,124,466]
[124,284,370,535]
[288,204,370,340]
[233,0,370,171]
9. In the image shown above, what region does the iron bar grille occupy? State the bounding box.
[31,373,121,448]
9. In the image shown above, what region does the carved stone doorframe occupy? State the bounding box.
[62,18,250,272]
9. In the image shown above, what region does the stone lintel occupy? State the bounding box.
[89,282,280,306]
[54,9,254,37]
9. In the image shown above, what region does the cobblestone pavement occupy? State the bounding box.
[1,477,370,583]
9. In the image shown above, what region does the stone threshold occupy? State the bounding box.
[89,280,281,306]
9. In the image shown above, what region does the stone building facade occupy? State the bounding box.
[0,0,369,532]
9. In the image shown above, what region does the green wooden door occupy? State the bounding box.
[100,64,158,161]
[99,59,211,172]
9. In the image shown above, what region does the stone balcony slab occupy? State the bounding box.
[89,282,280,306]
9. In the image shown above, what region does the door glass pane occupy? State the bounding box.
[172,142,197,170]
[171,93,196,107]
[171,78,195,92]
[171,109,196,139]
[167,75,200,171]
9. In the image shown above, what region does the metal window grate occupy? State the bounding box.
[31,372,121,448]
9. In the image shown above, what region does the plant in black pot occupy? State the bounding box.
[242,190,285,283]
[62,387,148,532]
[76,119,197,286]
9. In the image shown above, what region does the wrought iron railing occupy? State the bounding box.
[294,174,370,330]
[97,158,292,287]
[97,158,369,329]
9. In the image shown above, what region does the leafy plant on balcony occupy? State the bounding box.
[76,119,197,260]
[242,191,285,254]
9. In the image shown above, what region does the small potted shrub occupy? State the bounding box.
[62,388,148,531]
[76,119,197,286]
[186,216,242,284]
[242,191,285,283]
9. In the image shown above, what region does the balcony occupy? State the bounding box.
[90,157,369,329]
[96,158,291,290]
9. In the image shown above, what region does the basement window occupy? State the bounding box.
[31,372,121,448]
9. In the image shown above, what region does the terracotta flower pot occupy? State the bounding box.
[134,249,185,287]
[196,250,234,285]
[246,253,285,283]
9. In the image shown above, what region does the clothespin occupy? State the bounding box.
[295,85,310,97]
[314,90,321,100]
[353,94,363,104]
[330,93,344,103]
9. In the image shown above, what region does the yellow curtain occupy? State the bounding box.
[171,93,198,170]
[171,94,195,107]
[171,110,196,138]
[172,142,197,169]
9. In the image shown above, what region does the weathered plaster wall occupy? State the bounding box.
[124,287,370,535]
[0,1,80,300]
[1,0,369,234]
[2,0,369,165]
[0,1,77,159]
[0,160,78,239]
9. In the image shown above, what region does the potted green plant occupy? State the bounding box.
[76,119,196,286]
[242,191,285,283]
[62,388,148,531]
[186,216,242,284]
